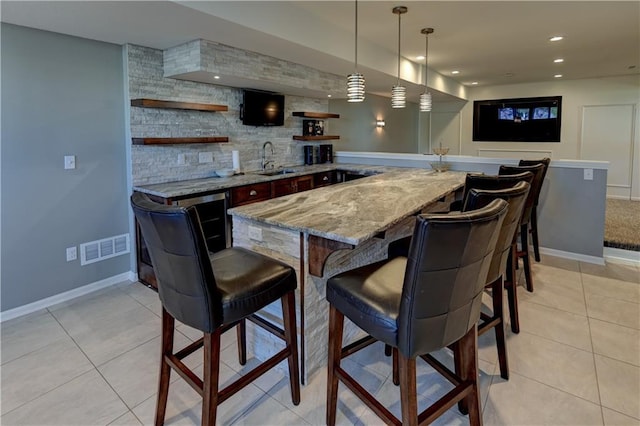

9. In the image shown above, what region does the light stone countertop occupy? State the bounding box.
[228,169,466,245]
[132,163,394,199]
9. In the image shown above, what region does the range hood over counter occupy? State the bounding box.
[164,39,345,99]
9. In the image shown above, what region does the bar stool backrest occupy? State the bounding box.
[499,163,545,224]
[463,181,530,285]
[519,158,551,206]
[131,192,221,332]
[398,199,508,358]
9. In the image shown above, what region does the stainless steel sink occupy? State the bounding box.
[255,168,298,176]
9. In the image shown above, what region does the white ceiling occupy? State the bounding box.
[2,1,639,102]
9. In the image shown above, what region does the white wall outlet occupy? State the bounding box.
[64,155,76,170]
[66,246,77,262]
[177,153,186,165]
[198,152,213,163]
[584,168,594,180]
[248,226,263,242]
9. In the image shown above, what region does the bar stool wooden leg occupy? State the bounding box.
[202,330,222,426]
[282,292,301,405]
[520,223,534,292]
[326,305,344,426]
[155,309,174,426]
[237,319,247,366]
[458,327,483,426]
[531,207,541,262]
[398,354,418,426]
[491,277,509,379]
[505,247,520,334]
[392,348,400,386]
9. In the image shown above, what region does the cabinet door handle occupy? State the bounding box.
[249,190,258,196]
[322,176,329,181]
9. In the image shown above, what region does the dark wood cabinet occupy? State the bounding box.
[230,182,272,207]
[313,171,337,188]
[272,175,314,197]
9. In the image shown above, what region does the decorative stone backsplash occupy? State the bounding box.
[128,43,337,186]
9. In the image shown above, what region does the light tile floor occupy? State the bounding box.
[2,254,639,425]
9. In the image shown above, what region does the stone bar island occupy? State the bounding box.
[228,168,466,382]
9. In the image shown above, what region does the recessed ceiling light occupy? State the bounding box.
[549,36,564,42]
[554,58,564,63]
[416,55,425,60]
[554,74,563,78]
[213,75,220,79]
[471,82,478,85]
[327,94,332,98]
[451,70,460,75]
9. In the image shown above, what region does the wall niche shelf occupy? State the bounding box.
[293,135,340,141]
[132,137,229,145]
[292,111,340,119]
[131,99,228,112]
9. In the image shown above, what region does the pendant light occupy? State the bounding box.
[347,0,365,102]
[419,27,434,112]
[391,6,407,108]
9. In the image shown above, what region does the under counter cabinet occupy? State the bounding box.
[230,182,272,207]
[272,175,314,197]
[313,171,337,188]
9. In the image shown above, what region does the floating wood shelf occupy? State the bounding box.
[131,99,228,112]
[293,135,340,141]
[132,137,229,145]
[292,111,340,119]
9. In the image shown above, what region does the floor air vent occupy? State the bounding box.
[80,234,130,266]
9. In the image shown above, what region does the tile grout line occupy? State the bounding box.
[46,286,171,422]
[578,261,606,425]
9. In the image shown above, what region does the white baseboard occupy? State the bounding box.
[604,247,640,266]
[0,271,137,322]
[539,247,605,265]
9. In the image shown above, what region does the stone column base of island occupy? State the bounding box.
[231,196,453,383]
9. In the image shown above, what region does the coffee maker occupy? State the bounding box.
[318,144,333,163]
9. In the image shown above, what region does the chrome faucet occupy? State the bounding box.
[262,141,274,171]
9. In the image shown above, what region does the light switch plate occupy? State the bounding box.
[64,155,76,170]
[584,168,594,180]
[66,246,77,261]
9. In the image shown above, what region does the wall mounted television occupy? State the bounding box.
[240,89,285,126]
[473,96,562,142]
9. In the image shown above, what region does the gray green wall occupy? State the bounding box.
[329,93,421,153]
[1,24,130,311]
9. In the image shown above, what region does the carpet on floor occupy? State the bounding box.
[604,199,640,251]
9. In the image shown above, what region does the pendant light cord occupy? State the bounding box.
[397,12,401,85]
[424,32,428,90]
[354,0,358,70]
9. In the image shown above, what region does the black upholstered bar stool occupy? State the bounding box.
[462,182,530,377]
[131,192,300,426]
[518,158,551,262]
[326,200,508,426]
[389,172,533,335]
[499,163,546,292]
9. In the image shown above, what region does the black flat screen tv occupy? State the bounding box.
[473,96,562,142]
[241,89,285,126]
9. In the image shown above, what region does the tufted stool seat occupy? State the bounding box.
[131,192,300,426]
[326,200,507,426]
